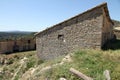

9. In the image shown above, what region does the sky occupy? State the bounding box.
[0,0,120,32]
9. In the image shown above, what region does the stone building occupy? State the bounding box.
[114,29,120,39]
[35,3,114,60]
[113,21,120,39]
[0,39,36,54]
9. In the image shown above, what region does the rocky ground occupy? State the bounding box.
[0,50,120,80]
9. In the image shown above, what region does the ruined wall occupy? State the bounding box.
[6,41,14,53]
[20,39,36,51]
[36,7,103,60]
[0,41,14,54]
[0,42,8,54]
[0,39,36,54]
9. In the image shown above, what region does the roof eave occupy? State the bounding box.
[35,2,108,37]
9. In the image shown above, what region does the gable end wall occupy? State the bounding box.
[36,7,103,60]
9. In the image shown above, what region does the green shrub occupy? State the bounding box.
[26,60,36,69]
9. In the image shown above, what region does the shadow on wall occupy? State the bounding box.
[13,44,19,52]
[102,36,120,50]
[2,39,36,54]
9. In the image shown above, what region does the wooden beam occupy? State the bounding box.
[69,68,93,80]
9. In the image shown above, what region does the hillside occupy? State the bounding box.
[0,31,37,41]
[0,50,120,80]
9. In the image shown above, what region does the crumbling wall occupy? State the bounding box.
[0,39,36,54]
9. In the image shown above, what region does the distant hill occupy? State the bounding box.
[0,31,37,41]
[0,20,119,41]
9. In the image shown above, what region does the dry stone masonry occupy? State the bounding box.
[0,39,36,54]
[35,2,114,60]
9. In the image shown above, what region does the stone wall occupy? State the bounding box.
[36,7,103,60]
[101,7,114,48]
[0,39,36,54]
[114,30,120,39]
[0,42,11,54]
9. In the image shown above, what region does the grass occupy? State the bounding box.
[0,49,120,80]
[0,51,40,80]
[37,49,120,80]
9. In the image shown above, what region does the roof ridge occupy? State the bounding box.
[35,2,107,36]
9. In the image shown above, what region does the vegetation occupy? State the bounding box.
[0,31,36,41]
[0,19,120,80]
[37,50,120,80]
[0,49,120,80]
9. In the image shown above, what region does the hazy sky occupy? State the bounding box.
[0,0,120,32]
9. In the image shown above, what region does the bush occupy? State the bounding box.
[26,59,36,69]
